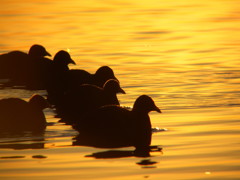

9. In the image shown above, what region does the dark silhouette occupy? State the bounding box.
[84,148,161,159]
[74,134,162,157]
[45,50,76,105]
[0,46,76,91]
[51,50,76,73]
[0,94,49,132]
[0,44,51,87]
[47,66,120,113]
[85,150,137,158]
[25,57,52,90]
[66,66,119,89]
[73,95,161,153]
[24,50,75,90]
[58,79,126,124]
[136,159,158,168]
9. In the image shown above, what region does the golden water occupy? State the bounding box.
[0,0,240,179]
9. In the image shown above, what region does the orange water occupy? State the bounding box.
[0,0,240,179]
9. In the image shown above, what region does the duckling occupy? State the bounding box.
[93,66,119,87]
[46,50,76,104]
[48,65,118,108]
[67,66,119,89]
[0,44,51,86]
[58,79,125,124]
[27,44,51,57]
[51,50,76,72]
[74,95,161,151]
[0,94,49,132]
[25,50,76,90]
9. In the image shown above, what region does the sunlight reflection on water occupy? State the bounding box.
[0,0,240,179]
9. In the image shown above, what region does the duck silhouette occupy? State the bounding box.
[67,66,119,89]
[58,79,126,123]
[25,50,76,90]
[47,65,118,107]
[51,50,76,72]
[93,66,119,87]
[46,50,76,105]
[0,44,51,86]
[0,94,49,132]
[27,44,51,57]
[73,146,161,158]
[73,95,161,152]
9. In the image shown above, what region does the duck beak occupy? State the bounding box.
[154,106,161,113]
[118,88,126,94]
[45,51,51,57]
[69,59,76,65]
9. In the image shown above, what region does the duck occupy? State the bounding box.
[73,95,161,152]
[92,66,119,87]
[58,79,126,123]
[67,66,119,89]
[27,44,51,57]
[41,50,75,104]
[47,65,117,107]
[0,94,49,132]
[25,50,76,90]
[0,44,51,86]
[51,50,76,73]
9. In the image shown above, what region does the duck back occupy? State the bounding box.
[74,105,151,148]
[0,97,47,132]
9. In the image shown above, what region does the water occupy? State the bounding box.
[0,0,240,179]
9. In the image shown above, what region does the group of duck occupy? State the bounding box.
[0,44,162,156]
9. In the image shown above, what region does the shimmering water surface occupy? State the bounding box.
[0,0,240,179]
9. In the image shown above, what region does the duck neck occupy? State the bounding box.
[103,91,120,105]
[132,109,152,148]
[132,108,149,115]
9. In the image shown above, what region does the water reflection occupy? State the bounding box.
[0,155,47,159]
[86,150,159,168]
[73,134,162,157]
[0,132,45,150]
[86,150,136,158]
[136,159,158,168]
[0,141,45,150]
[83,145,161,168]
[0,155,25,159]
[85,148,162,159]
[32,155,47,159]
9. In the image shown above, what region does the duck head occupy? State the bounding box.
[133,95,161,113]
[28,94,50,110]
[95,66,119,87]
[103,79,126,94]
[28,44,51,57]
[53,50,76,66]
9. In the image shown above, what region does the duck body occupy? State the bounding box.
[58,79,125,124]
[25,57,53,90]
[73,95,161,150]
[75,106,150,148]
[0,51,27,79]
[0,51,32,86]
[0,45,51,88]
[67,66,119,89]
[0,94,48,132]
[66,69,92,88]
[26,50,75,90]
[45,50,76,104]
[47,66,118,109]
